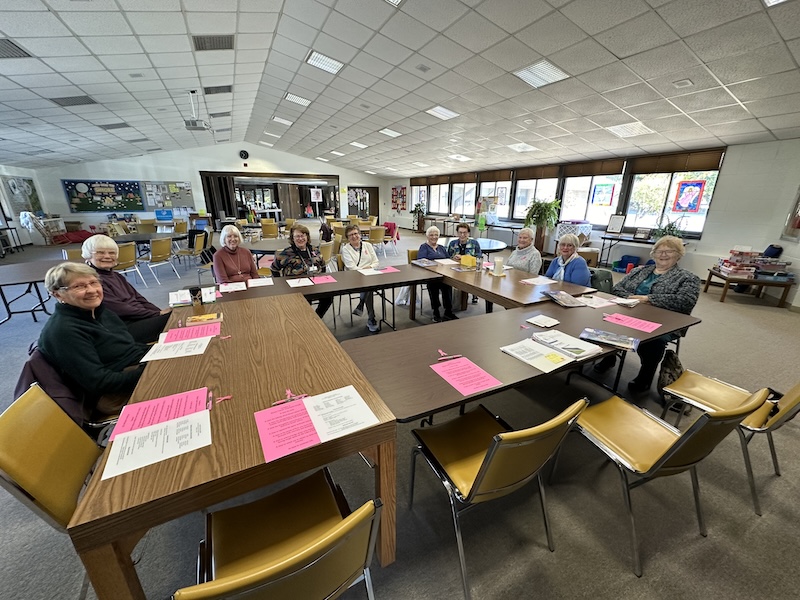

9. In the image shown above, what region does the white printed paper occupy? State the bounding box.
[219,282,247,293]
[527,314,560,328]
[520,276,556,285]
[576,295,615,308]
[287,278,314,287]
[500,339,573,373]
[358,268,384,276]
[168,289,191,306]
[201,287,217,303]
[247,277,274,287]
[101,410,212,480]
[303,385,380,441]
[141,337,213,362]
[435,258,458,265]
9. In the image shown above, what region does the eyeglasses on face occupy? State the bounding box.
[93,250,117,257]
[654,249,676,256]
[347,232,360,238]
[60,280,102,293]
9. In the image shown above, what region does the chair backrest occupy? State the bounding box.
[14,348,88,427]
[468,399,587,504]
[358,220,371,228]
[349,216,360,225]
[262,223,279,238]
[0,384,101,530]
[261,218,275,224]
[61,247,83,261]
[148,237,172,262]
[368,216,378,226]
[333,226,346,239]
[319,240,333,263]
[139,218,155,225]
[114,242,137,270]
[235,219,248,229]
[110,223,127,237]
[285,218,296,228]
[173,499,382,600]
[336,254,344,271]
[741,381,800,432]
[658,389,770,475]
[137,223,157,234]
[332,234,342,257]
[192,232,207,256]
[368,226,385,245]
[407,249,418,262]
[174,220,188,234]
[589,268,613,293]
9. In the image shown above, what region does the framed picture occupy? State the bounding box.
[607,214,625,234]
[591,183,614,206]
[633,227,651,240]
[672,180,705,213]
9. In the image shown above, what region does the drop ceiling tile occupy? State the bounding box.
[7,73,71,88]
[482,37,542,72]
[642,113,698,132]
[604,82,663,107]
[118,0,182,9]
[149,53,195,69]
[532,123,571,138]
[561,0,650,35]
[271,35,309,61]
[688,104,751,125]
[444,11,507,54]
[401,0,469,31]
[714,131,775,145]
[577,62,644,94]
[595,11,678,58]
[558,117,600,133]
[383,68,425,91]
[351,52,393,78]
[334,0,396,30]
[461,85,505,107]
[670,87,738,112]
[509,90,559,112]
[283,0,330,29]
[706,43,796,85]
[313,32,360,63]
[550,39,617,76]
[485,99,529,119]
[418,36,472,69]
[623,41,701,80]
[769,0,800,41]
[432,71,476,95]
[565,94,617,116]
[240,13,278,34]
[398,54,447,80]
[0,89,39,102]
[705,119,767,136]
[339,66,380,88]
[195,50,235,66]
[126,12,187,35]
[60,12,133,36]
[83,36,144,55]
[379,11,437,51]
[647,66,723,98]
[414,82,454,104]
[443,95,481,115]
[237,33,273,50]
[186,12,237,33]
[0,59,54,77]
[536,104,580,124]
[759,112,800,130]
[475,0,551,34]
[0,11,73,37]
[621,99,679,120]
[276,15,317,46]
[515,12,587,56]
[729,71,800,103]
[656,0,761,37]
[684,13,782,63]
[745,92,800,118]
[539,78,597,103]
[235,63,264,76]
[452,55,506,85]
[772,126,800,140]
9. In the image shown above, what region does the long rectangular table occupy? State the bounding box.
[68,294,398,600]
[0,259,62,325]
[343,300,701,423]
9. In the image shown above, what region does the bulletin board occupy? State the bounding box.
[142,180,194,209]
[63,179,145,212]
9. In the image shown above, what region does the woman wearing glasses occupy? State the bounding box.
[39,262,150,417]
[82,234,170,343]
[594,235,700,395]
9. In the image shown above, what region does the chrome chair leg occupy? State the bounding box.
[736,428,762,516]
[767,431,781,475]
[690,466,707,537]
[537,473,554,552]
[448,496,471,600]
[618,468,642,577]
[364,567,376,600]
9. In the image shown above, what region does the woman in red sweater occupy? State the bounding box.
[213,225,259,283]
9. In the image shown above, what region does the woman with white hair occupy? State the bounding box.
[213,224,259,284]
[417,226,457,322]
[545,233,591,286]
[82,234,170,344]
[594,235,700,395]
[506,227,542,274]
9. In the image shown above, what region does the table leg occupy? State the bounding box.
[702,273,712,293]
[78,539,146,600]
[409,284,417,320]
[485,301,493,313]
[719,280,731,303]
[374,439,396,567]
[778,285,791,308]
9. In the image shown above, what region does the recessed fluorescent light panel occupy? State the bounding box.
[350,141,368,149]
[379,128,401,138]
[365,170,376,174]
[514,59,570,89]
[263,132,281,138]
[285,92,311,107]
[259,141,274,147]
[385,167,397,171]
[448,154,471,161]
[316,157,329,162]
[763,0,789,6]
[272,116,293,126]
[607,122,654,138]
[508,142,538,153]
[330,151,345,156]
[384,0,404,6]
[413,162,429,167]
[426,106,459,120]
[306,50,344,74]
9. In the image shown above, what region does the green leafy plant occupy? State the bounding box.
[651,215,685,239]
[524,198,561,251]
[411,201,426,232]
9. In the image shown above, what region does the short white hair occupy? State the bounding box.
[518,227,534,238]
[426,226,440,236]
[81,234,118,260]
[220,224,243,244]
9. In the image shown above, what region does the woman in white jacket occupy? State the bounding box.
[341,224,380,333]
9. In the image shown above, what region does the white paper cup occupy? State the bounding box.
[493,257,503,275]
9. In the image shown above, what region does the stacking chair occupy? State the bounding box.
[663,372,800,515]
[410,400,587,599]
[576,390,768,576]
[174,220,188,234]
[172,469,382,600]
[136,222,157,234]
[348,215,359,225]
[332,234,342,262]
[114,241,147,287]
[175,231,206,270]
[368,226,386,257]
[319,240,334,271]
[260,217,276,224]
[359,219,372,229]
[368,215,378,226]
[0,383,103,589]
[285,218,296,229]
[261,222,279,239]
[61,247,83,261]
[333,225,346,240]
[138,237,180,285]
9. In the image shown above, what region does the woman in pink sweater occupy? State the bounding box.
[213,225,259,283]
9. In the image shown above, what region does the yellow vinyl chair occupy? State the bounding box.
[576,390,768,576]
[319,240,334,271]
[113,241,147,287]
[332,234,342,261]
[174,220,188,234]
[0,384,102,590]
[368,216,378,226]
[172,469,382,600]
[175,232,206,270]
[410,400,587,599]
[367,226,386,257]
[138,237,181,285]
[284,218,296,229]
[61,247,83,261]
[261,222,279,239]
[136,223,157,234]
[663,373,800,515]
[260,218,275,224]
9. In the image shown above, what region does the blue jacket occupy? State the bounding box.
[546,255,591,286]
[417,243,449,260]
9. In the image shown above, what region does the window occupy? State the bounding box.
[451,182,477,216]
[625,171,717,235]
[479,180,511,219]
[428,184,449,214]
[560,174,622,225]
[411,185,426,211]
[513,178,558,219]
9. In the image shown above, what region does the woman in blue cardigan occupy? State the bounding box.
[545,233,591,286]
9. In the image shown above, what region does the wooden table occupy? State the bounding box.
[0,259,62,324]
[68,294,397,600]
[343,300,701,423]
[704,268,795,308]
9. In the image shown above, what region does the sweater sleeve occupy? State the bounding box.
[649,269,700,314]
[212,250,231,283]
[545,260,558,278]
[101,272,160,320]
[342,244,358,270]
[567,257,591,286]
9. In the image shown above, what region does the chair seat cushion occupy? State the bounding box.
[413,407,507,497]
[664,370,751,412]
[578,396,678,474]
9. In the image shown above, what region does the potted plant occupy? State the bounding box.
[651,215,685,240]
[411,201,426,233]
[524,198,561,252]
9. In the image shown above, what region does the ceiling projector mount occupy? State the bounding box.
[184,90,212,132]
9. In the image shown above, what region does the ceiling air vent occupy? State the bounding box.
[98,122,131,130]
[204,85,233,95]
[209,111,231,118]
[49,96,98,107]
[127,138,150,143]
[0,39,32,59]
[22,149,55,156]
[193,35,235,51]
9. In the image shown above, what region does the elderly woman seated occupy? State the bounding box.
[506,227,542,274]
[545,233,591,286]
[82,234,170,343]
[213,224,259,284]
[38,262,150,417]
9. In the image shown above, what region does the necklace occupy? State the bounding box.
[234,248,244,275]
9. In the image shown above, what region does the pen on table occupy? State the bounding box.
[438,354,463,362]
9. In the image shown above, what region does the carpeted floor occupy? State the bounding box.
[1,223,798,599]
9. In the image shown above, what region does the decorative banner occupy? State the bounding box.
[1,176,43,215]
[591,183,614,206]
[391,185,407,211]
[672,180,705,213]
[63,179,145,212]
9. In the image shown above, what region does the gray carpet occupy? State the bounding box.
[1,227,798,600]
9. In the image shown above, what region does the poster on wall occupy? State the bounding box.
[672,180,705,213]
[1,176,43,216]
[591,183,614,206]
[142,181,193,209]
[63,179,145,212]
[310,188,323,203]
[391,186,407,211]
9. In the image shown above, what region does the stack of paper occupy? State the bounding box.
[611,297,639,307]
[526,314,560,328]
[532,330,603,360]
[168,290,192,307]
[499,339,573,373]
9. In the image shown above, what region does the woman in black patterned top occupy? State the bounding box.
[272,223,332,318]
